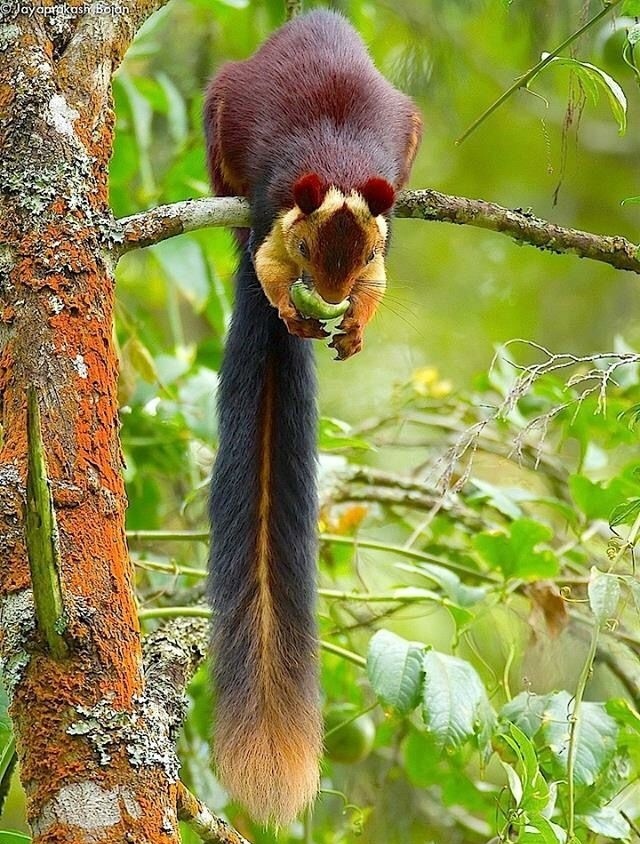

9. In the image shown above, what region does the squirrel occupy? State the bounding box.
[205,8,421,826]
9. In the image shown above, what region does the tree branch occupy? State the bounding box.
[115,197,251,255]
[176,782,252,844]
[142,621,256,844]
[64,0,171,69]
[57,1,172,123]
[396,190,640,273]
[142,615,209,703]
[330,468,484,527]
[114,190,640,274]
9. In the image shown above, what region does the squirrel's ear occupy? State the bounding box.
[360,177,395,217]
[293,173,327,215]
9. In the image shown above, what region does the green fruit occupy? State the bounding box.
[324,704,376,764]
[290,280,349,321]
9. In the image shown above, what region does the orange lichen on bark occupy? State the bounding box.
[0,9,181,842]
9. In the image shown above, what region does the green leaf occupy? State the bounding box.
[501,760,523,805]
[588,566,620,623]
[470,479,529,519]
[610,496,640,528]
[366,630,424,715]
[500,691,551,738]
[132,76,168,113]
[156,72,188,150]
[122,336,158,384]
[473,519,558,579]
[537,55,627,135]
[569,474,637,521]
[421,651,494,752]
[116,72,156,198]
[606,697,640,732]
[622,0,640,14]
[520,814,564,844]
[508,723,540,792]
[402,728,441,788]
[497,724,551,814]
[395,562,487,607]
[318,417,371,451]
[153,238,210,308]
[0,834,32,843]
[176,369,220,442]
[578,806,630,839]
[541,691,617,786]
[179,822,204,844]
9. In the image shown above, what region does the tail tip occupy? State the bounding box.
[214,720,322,826]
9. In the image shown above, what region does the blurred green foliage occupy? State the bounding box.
[4,1,640,842]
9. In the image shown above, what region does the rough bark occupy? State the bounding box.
[0,4,180,842]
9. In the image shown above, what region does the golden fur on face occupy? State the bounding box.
[280,187,388,303]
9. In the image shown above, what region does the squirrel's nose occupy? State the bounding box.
[300,272,345,305]
[319,290,346,305]
[301,272,351,305]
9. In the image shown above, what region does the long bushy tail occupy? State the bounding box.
[208,250,321,826]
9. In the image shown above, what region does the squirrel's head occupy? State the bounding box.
[281,173,394,305]
[254,173,394,315]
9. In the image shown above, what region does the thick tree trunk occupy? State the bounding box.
[0,5,180,842]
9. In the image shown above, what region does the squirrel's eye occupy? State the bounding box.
[299,240,310,259]
[367,249,377,264]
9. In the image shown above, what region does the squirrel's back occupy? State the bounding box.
[205,10,420,208]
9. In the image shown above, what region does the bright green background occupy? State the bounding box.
[3,1,640,842]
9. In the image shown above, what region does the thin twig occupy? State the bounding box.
[433,346,640,491]
[129,529,497,582]
[566,623,599,841]
[567,514,640,839]
[284,0,303,20]
[456,0,623,144]
[138,606,366,667]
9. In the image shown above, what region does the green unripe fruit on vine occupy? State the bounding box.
[324,704,376,764]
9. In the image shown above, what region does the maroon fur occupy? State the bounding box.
[360,177,396,216]
[293,173,328,214]
[204,9,422,215]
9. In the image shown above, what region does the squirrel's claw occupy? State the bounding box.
[329,329,363,360]
[282,313,330,340]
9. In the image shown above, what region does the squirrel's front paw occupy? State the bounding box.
[329,329,363,360]
[281,311,329,340]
